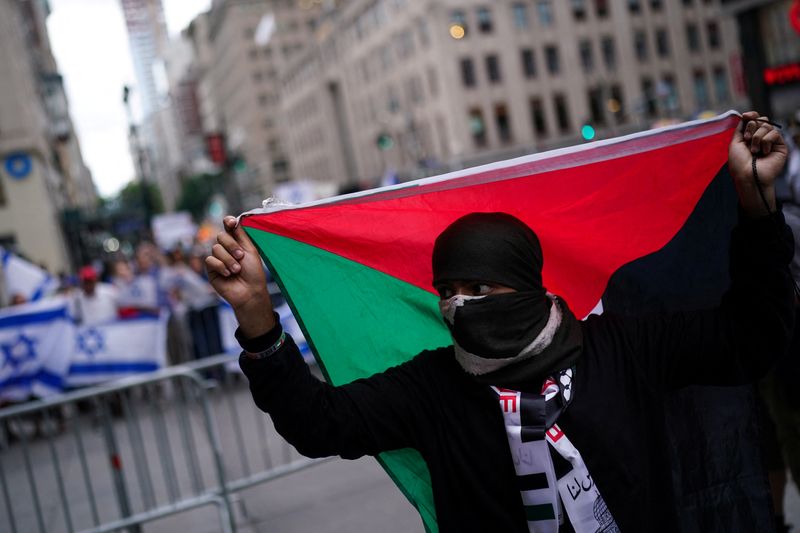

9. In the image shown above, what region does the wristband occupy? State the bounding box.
[242,330,286,360]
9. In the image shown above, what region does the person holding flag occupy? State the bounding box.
[206,111,795,532]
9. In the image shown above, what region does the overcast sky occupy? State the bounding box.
[47,0,211,198]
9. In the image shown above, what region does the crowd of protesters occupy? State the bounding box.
[2,240,226,367]
[67,242,224,365]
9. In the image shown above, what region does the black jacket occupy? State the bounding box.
[239,212,795,532]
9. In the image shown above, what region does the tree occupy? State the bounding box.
[177,173,224,222]
[117,181,164,216]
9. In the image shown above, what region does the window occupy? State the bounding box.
[649,0,662,11]
[713,66,729,103]
[693,69,709,109]
[545,45,560,75]
[451,10,468,34]
[486,54,502,83]
[536,1,554,26]
[641,77,656,117]
[660,74,679,113]
[469,108,488,147]
[706,21,720,49]
[588,87,606,126]
[495,103,513,144]
[572,0,587,21]
[609,84,625,122]
[418,18,430,46]
[387,87,401,113]
[460,57,476,87]
[628,0,641,14]
[634,30,648,61]
[408,76,424,104]
[595,0,610,18]
[686,23,700,52]
[521,49,537,78]
[427,66,439,98]
[601,36,616,70]
[512,3,529,30]
[530,97,547,137]
[477,7,493,33]
[655,28,670,57]
[579,39,594,72]
[554,93,571,133]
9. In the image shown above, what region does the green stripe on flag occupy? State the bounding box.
[244,227,452,533]
[525,503,556,521]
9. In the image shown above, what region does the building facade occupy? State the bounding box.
[281,0,747,187]
[121,0,185,211]
[0,0,96,274]
[188,0,327,209]
[722,0,800,122]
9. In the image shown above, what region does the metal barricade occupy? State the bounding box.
[0,354,325,533]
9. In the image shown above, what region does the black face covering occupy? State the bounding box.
[432,213,551,354]
[442,291,546,358]
[432,213,582,387]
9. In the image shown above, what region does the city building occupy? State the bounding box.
[281,0,747,188]
[721,0,800,122]
[0,0,96,274]
[187,0,329,210]
[121,0,184,211]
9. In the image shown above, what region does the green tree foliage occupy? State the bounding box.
[117,181,164,215]
[177,173,224,221]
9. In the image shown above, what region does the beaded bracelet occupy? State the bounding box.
[242,330,287,360]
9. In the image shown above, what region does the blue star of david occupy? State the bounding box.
[77,328,105,358]
[1,334,38,370]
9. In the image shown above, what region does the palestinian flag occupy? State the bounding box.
[240,111,771,531]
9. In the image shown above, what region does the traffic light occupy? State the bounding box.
[580,124,596,141]
[376,132,394,150]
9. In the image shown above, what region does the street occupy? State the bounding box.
[2,369,800,533]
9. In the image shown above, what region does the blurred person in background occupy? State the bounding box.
[130,242,170,312]
[166,247,223,362]
[71,265,118,326]
[111,256,158,317]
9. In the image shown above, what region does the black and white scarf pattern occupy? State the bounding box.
[492,369,619,533]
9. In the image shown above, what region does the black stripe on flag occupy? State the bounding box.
[517,472,548,491]
[525,503,555,521]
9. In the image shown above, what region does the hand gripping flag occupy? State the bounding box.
[239,111,771,531]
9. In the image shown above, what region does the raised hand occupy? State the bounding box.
[206,216,276,337]
[729,111,788,216]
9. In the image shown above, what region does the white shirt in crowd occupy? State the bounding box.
[72,283,119,326]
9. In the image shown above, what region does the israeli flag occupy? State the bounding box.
[67,314,168,387]
[218,301,312,364]
[0,247,58,303]
[0,298,74,401]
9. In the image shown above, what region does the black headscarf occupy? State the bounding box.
[432,212,545,292]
